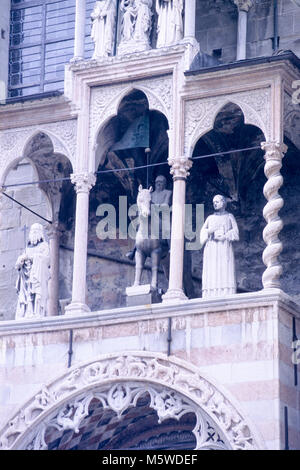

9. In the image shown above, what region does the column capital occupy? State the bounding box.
[234,0,254,12]
[71,172,96,193]
[46,221,63,240]
[261,141,288,161]
[168,156,193,180]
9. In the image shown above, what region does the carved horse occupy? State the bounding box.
[134,185,168,289]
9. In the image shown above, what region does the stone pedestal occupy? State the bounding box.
[126,284,162,307]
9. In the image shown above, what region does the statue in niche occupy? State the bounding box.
[15,223,50,319]
[156,0,183,48]
[120,0,136,42]
[134,0,153,44]
[119,0,152,53]
[91,0,117,58]
[151,174,172,205]
[133,184,170,290]
[200,195,239,299]
[126,175,172,261]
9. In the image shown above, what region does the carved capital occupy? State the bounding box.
[71,173,96,194]
[46,222,63,240]
[233,0,254,12]
[168,156,193,180]
[261,141,288,161]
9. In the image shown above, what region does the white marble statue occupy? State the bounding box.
[156,0,183,48]
[200,195,239,299]
[91,0,117,58]
[134,0,153,45]
[151,174,172,205]
[120,0,136,42]
[15,223,50,319]
[119,0,152,53]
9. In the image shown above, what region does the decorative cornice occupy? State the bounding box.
[70,173,96,193]
[0,289,299,336]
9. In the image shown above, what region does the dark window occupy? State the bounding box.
[8,0,94,98]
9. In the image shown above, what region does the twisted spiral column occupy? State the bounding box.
[261,142,287,289]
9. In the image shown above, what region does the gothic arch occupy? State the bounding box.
[0,352,265,450]
[90,81,172,172]
[0,124,76,187]
[185,91,269,159]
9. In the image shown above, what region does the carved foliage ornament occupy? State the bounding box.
[233,0,254,12]
[70,173,97,193]
[0,352,262,450]
[90,76,173,147]
[184,88,270,156]
[0,121,77,182]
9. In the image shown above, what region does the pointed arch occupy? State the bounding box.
[0,352,265,450]
[186,95,268,159]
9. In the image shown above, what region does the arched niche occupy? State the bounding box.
[0,132,74,319]
[187,102,266,297]
[0,352,265,450]
[85,89,171,311]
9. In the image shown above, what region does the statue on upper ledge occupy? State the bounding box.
[200,195,239,299]
[156,0,183,48]
[118,0,153,54]
[91,0,118,58]
[15,223,50,319]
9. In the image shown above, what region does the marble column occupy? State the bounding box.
[47,222,61,316]
[234,0,254,61]
[162,156,193,303]
[65,172,96,315]
[73,0,87,61]
[261,142,287,290]
[184,0,196,39]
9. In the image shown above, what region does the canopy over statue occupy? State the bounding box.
[15,223,50,319]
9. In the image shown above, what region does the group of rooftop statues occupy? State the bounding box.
[14,176,239,319]
[90,0,184,58]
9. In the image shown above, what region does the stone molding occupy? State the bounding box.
[261,142,287,290]
[184,87,270,157]
[0,352,264,450]
[0,289,298,335]
[70,173,96,194]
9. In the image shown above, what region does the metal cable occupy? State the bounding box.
[0,146,262,224]
[2,146,261,189]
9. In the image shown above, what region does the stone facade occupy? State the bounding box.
[0,0,10,101]
[0,292,299,449]
[0,0,299,451]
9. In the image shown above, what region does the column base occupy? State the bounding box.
[64,302,90,316]
[162,288,188,304]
